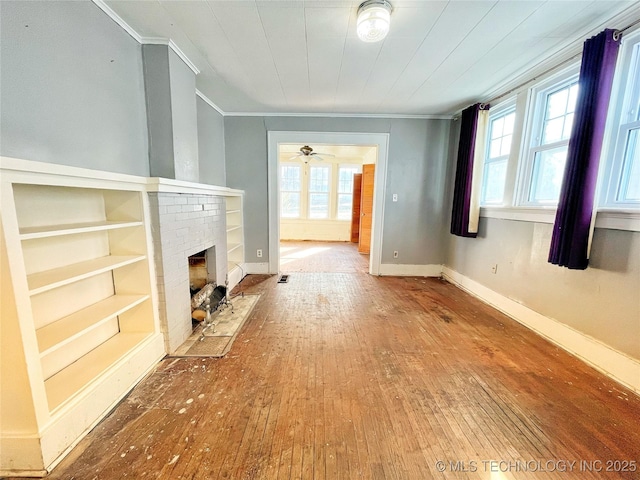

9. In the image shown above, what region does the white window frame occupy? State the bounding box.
[308,163,332,219]
[336,164,361,220]
[480,104,516,206]
[600,33,640,210]
[279,162,303,219]
[517,65,580,207]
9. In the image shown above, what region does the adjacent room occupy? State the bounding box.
[1,1,639,478]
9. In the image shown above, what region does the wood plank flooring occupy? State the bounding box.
[280,241,369,273]
[33,242,640,479]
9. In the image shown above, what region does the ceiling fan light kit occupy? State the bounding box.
[289,145,335,163]
[356,0,392,43]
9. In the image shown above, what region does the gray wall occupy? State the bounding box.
[444,122,640,361]
[0,1,149,176]
[142,45,199,182]
[142,45,174,179]
[224,116,451,265]
[197,97,226,186]
[446,219,640,360]
[168,50,199,182]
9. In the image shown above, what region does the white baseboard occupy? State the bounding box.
[378,263,443,277]
[243,262,270,275]
[442,267,640,394]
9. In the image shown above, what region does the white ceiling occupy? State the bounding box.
[104,0,640,116]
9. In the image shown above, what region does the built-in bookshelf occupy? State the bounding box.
[0,158,165,477]
[225,194,245,289]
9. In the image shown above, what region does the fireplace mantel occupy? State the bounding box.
[146,176,242,197]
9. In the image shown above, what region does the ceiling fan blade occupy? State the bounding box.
[288,153,302,161]
[312,152,335,158]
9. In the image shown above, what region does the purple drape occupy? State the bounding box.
[451,103,487,237]
[549,29,621,269]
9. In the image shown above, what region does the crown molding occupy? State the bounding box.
[223,111,454,120]
[195,90,225,116]
[92,1,200,76]
[479,2,640,109]
[140,38,200,76]
[93,0,451,120]
[92,0,142,43]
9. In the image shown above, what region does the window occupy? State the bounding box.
[308,165,330,218]
[481,108,515,205]
[520,71,579,205]
[280,164,301,218]
[602,38,640,208]
[337,166,359,219]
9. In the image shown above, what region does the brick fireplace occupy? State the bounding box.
[148,185,228,353]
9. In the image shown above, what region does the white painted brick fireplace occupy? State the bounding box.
[147,180,243,353]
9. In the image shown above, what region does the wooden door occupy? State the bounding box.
[358,164,374,254]
[350,173,362,243]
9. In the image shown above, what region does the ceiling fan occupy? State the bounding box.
[288,145,335,163]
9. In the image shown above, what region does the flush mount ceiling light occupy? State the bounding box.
[356,0,392,43]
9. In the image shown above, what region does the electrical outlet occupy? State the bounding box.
[491,263,498,274]
[393,250,399,258]
[392,193,398,202]
[257,249,263,258]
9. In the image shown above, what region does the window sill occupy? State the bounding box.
[479,207,640,232]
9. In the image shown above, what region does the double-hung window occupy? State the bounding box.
[602,36,640,208]
[280,163,302,218]
[308,165,330,219]
[481,107,515,205]
[520,70,579,205]
[337,166,359,219]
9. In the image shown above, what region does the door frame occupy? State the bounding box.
[267,131,389,275]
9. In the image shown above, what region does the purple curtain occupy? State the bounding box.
[549,29,621,269]
[451,103,488,237]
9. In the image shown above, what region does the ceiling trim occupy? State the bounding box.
[92,0,200,76]
[196,90,225,116]
[223,112,454,120]
[140,38,200,75]
[478,2,640,111]
[92,0,142,43]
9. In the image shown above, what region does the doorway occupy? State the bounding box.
[267,132,389,275]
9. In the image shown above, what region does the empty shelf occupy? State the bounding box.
[27,255,146,295]
[19,220,143,240]
[36,295,149,355]
[44,332,151,412]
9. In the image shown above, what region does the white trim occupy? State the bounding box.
[91,0,142,43]
[225,112,453,119]
[442,267,640,394]
[268,131,389,276]
[595,210,640,232]
[243,262,270,275]
[479,206,640,231]
[146,177,240,196]
[478,2,640,109]
[196,90,225,116]
[0,156,148,188]
[378,264,443,277]
[140,38,200,76]
[480,206,556,224]
[92,0,200,76]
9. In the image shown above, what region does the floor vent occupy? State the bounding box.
[277,274,290,284]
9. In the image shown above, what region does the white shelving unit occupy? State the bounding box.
[0,158,165,477]
[225,193,245,290]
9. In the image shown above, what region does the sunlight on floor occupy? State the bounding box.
[280,246,331,260]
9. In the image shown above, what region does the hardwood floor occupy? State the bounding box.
[35,243,640,479]
[280,241,369,273]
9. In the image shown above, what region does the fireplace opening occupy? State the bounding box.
[189,247,215,327]
[189,247,216,292]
